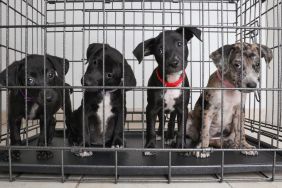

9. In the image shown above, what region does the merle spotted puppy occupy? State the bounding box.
[133,27,201,155]
[0,54,72,160]
[186,43,273,158]
[68,43,136,157]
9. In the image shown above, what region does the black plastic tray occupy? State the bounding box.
[0,131,281,176]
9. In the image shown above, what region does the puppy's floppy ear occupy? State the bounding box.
[209,44,234,71]
[86,43,109,61]
[133,38,155,63]
[175,27,202,42]
[121,59,137,91]
[255,44,273,64]
[47,54,70,79]
[0,60,23,86]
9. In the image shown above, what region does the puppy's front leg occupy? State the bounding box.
[9,117,22,160]
[37,117,55,160]
[194,110,214,158]
[175,107,188,149]
[233,108,258,156]
[111,109,125,148]
[144,105,159,156]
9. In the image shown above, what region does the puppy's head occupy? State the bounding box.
[83,43,136,92]
[133,27,201,74]
[210,43,273,92]
[0,54,70,105]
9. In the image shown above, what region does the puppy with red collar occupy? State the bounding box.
[133,27,201,155]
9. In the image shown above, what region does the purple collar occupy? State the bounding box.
[19,90,33,102]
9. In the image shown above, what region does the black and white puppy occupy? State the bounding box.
[133,27,201,155]
[69,43,136,157]
[0,54,72,160]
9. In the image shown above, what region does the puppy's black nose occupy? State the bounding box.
[246,82,257,88]
[46,95,53,102]
[170,61,179,67]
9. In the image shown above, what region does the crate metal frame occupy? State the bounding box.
[0,0,281,183]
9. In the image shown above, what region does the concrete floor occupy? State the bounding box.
[1,172,282,188]
[0,180,282,188]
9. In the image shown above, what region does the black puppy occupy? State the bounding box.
[69,43,136,157]
[0,54,72,160]
[133,27,201,155]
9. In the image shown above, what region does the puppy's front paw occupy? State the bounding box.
[37,150,53,160]
[165,139,174,145]
[240,145,258,156]
[143,139,156,156]
[75,150,93,157]
[111,136,124,148]
[193,145,212,159]
[156,135,162,141]
[143,151,156,156]
[194,150,211,158]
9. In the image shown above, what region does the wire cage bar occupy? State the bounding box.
[0,0,281,183]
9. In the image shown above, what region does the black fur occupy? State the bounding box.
[133,27,201,152]
[68,43,136,150]
[0,54,72,160]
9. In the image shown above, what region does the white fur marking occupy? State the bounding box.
[163,71,182,111]
[97,92,114,134]
[28,103,39,120]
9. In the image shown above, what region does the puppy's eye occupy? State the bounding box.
[255,62,260,67]
[159,48,163,55]
[177,41,183,47]
[234,63,241,69]
[48,72,55,79]
[27,77,34,85]
[93,60,97,65]
[106,73,113,78]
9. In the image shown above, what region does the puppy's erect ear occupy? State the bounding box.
[133,38,155,63]
[47,54,70,79]
[255,44,273,64]
[0,60,23,86]
[86,43,109,61]
[209,45,234,71]
[175,27,202,42]
[121,59,137,91]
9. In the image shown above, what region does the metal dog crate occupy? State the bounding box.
[0,0,282,183]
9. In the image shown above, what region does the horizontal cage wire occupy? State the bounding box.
[0,0,281,183]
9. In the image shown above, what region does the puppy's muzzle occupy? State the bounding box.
[246,81,257,88]
[39,90,55,103]
[169,61,180,68]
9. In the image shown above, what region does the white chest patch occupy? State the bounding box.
[163,71,182,111]
[164,89,181,111]
[27,103,39,120]
[97,92,114,134]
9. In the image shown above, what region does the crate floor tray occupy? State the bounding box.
[0,132,281,176]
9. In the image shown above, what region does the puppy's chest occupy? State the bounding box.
[211,90,242,127]
[163,89,181,111]
[96,92,114,133]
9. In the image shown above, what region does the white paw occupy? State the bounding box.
[193,147,212,158]
[143,151,155,156]
[156,136,162,141]
[111,145,123,148]
[165,139,173,145]
[75,150,93,157]
[241,149,258,156]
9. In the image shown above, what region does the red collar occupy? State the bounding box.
[156,68,185,87]
[216,70,235,88]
